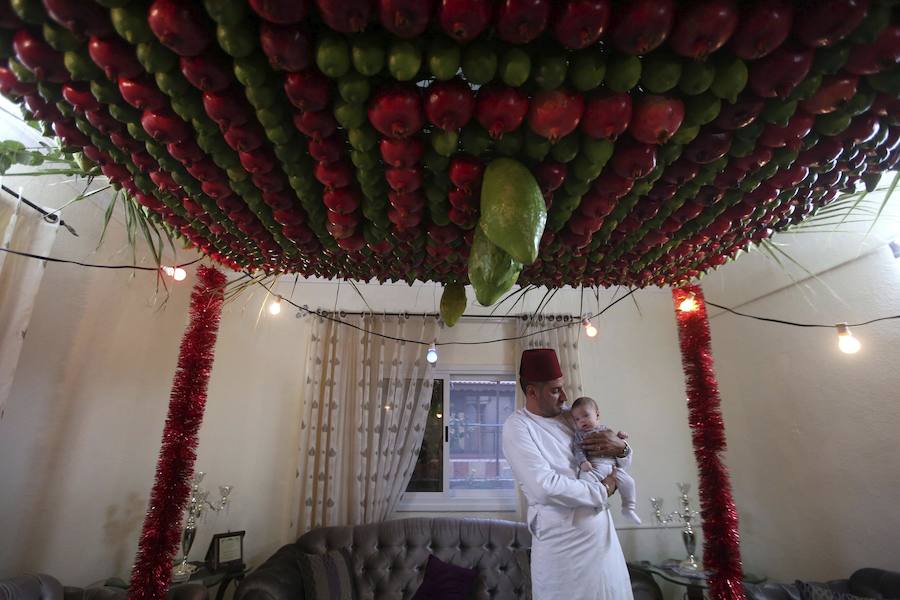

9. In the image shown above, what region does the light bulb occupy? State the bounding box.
[268,296,282,316]
[583,319,598,338]
[426,343,438,364]
[836,323,861,354]
[173,267,187,281]
[678,293,699,312]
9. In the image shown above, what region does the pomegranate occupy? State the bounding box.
[390,190,426,211]
[237,149,276,174]
[794,0,870,48]
[380,137,424,168]
[61,83,100,112]
[448,188,477,213]
[567,214,604,237]
[577,192,617,218]
[428,224,461,244]
[293,110,338,141]
[796,136,843,167]
[109,131,142,153]
[167,139,205,163]
[768,164,809,189]
[527,89,584,142]
[388,207,422,229]
[315,160,355,189]
[843,113,881,145]
[306,135,345,164]
[223,123,265,152]
[683,130,732,163]
[610,0,674,55]
[12,29,67,83]
[85,108,120,134]
[386,167,423,192]
[260,22,312,71]
[495,0,551,44]
[264,190,299,210]
[669,0,738,59]
[475,85,529,139]
[552,0,611,49]
[253,170,288,193]
[23,95,59,121]
[845,26,900,75]
[448,155,484,191]
[439,0,492,43]
[88,37,143,80]
[187,158,224,181]
[748,43,814,98]
[581,91,632,139]
[713,96,764,130]
[284,69,331,111]
[315,0,372,33]
[141,109,192,144]
[591,170,635,197]
[249,0,307,24]
[324,188,362,214]
[119,76,168,111]
[730,0,793,60]
[534,161,567,193]
[147,0,213,57]
[368,86,424,138]
[43,0,113,36]
[0,65,36,97]
[611,139,657,179]
[758,111,814,147]
[202,90,251,128]
[379,0,433,38]
[799,74,858,114]
[628,95,684,145]
[425,79,475,131]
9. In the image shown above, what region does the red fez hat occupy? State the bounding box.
[520,348,562,382]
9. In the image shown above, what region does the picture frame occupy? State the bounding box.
[205,531,245,573]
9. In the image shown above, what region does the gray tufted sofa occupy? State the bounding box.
[235,517,662,600]
[743,568,900,600]
[0,574,206,600]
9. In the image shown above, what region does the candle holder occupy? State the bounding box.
[172,472,233,582]
[650,482,702,572]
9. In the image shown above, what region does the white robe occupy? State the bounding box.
[502,408,634,600]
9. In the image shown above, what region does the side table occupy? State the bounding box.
[628,560,766,600]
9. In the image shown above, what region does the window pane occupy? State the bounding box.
[405,379,443,492]
[448,379,516,490]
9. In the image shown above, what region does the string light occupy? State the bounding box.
[836,323,861,354]
[268,295,283,316]
[426,342,438,364]
[678,292,699,312]
[162,266,187,281]
[583,318,598,338]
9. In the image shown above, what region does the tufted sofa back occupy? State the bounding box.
[295,517,531,600]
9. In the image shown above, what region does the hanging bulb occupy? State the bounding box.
[836,323,861,354]
[268,295,283,316]
[173,267,187,281]
[583,318,598,338]
[426,342,438,364]
[678,292,699,312]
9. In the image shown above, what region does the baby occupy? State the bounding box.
[571,396,642,524]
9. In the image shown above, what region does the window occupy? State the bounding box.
[398,369,518,512]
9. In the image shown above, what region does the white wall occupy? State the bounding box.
[710,246,900,583]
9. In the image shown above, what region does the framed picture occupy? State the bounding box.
[205,531,245,572]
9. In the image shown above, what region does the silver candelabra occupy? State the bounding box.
[650,482,702,571]
[172,471,233,581]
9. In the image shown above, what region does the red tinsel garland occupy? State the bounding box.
[128,266,227,600]
[672,285,746,600]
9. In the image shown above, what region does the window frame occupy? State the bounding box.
[396,364,519,513]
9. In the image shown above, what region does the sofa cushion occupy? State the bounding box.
[411,555,477,600]
[796,581,882,600]
[298,549,357,600]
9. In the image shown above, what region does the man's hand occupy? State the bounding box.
[617,431,628,440]
[602,468,618,497]
[581,429,627,459]
[580,460,592,472]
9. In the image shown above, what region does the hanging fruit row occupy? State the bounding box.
[0,0,897,296]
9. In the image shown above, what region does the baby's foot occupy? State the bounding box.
[622,509,642,525]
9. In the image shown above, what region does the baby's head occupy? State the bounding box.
[571,397,601,432]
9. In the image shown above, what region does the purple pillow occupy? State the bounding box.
[412,554,478,600]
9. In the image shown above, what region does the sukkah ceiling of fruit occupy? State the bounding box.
[1,0,898,305]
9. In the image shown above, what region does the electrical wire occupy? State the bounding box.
[4,247,900,346]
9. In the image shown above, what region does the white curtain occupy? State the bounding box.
[291,313,440,535]
[0,193,59,421]
[512,314,584,518]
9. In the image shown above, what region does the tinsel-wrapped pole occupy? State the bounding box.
[672,285,746,600]
[128,266,227,600]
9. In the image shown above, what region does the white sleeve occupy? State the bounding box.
[502,415,608,509]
